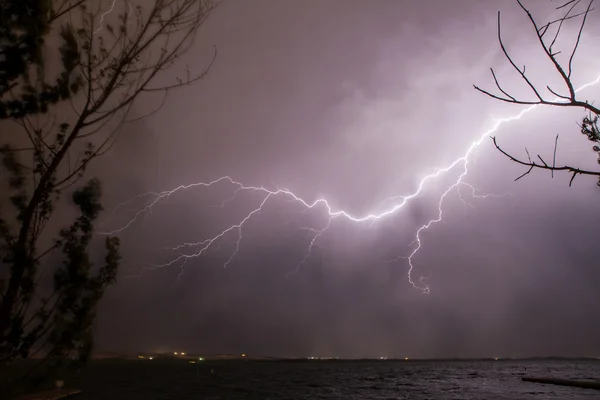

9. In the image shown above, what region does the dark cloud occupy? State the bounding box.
[80,0,600,358]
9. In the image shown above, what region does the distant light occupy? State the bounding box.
[189,360,196,364]
[494,357,499,361]
[138,355,144,359]
[198,357,204,361]
[405,357,409,361]
[181,352,186,356]
[149,357,153,360]
[241,353,246,357]
[174,352,178,355]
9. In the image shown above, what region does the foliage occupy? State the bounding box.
[0,0,83,118]
[581,115,600,167]
[0,0,218,380]
[0,172,120,365]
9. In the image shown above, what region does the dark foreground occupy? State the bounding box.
[5,359,600,400]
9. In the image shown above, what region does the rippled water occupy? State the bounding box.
[9,359,600,399]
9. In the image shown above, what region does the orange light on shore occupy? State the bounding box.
[241,353,246,357]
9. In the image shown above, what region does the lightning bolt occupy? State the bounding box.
[94,0,133,34]
[94,0,119,34]
[102,75,600,293]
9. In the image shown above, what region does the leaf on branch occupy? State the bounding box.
[72,178,103,219]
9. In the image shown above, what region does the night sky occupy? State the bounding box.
[80,0,600,358]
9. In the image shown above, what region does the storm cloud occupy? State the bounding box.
[84,0,600,359]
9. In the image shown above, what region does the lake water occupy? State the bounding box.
[6,359,600,399]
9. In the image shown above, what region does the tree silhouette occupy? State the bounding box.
[474,0,600,186]
[0,0,218,375]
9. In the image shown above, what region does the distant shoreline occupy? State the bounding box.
[89,355,600,362]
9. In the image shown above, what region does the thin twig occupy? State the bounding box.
[552,134,559,178]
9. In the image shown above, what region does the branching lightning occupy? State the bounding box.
[101,75,600,293]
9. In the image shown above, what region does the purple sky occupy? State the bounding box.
[87,0,600,358]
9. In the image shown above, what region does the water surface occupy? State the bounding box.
[11,359,600,399]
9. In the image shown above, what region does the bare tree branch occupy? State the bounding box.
[492,136,600,186]
[475,1,600,187]
[474,0,598,114]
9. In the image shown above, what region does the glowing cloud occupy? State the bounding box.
[101,75,600,293]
